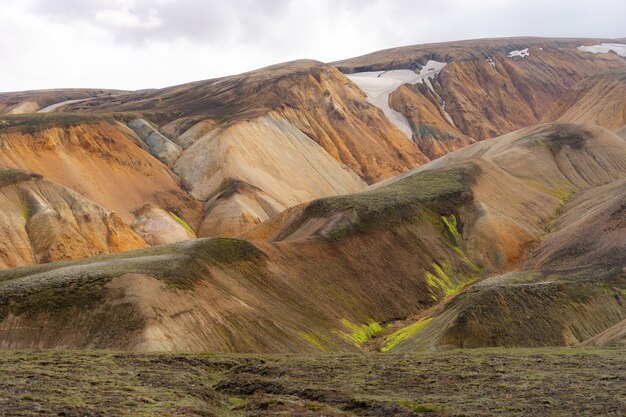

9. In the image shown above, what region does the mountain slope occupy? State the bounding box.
[174,112,367,236]
[543,68,626,131]
[43,61,429,235]
[0,114,202,233]
[59,60,429,183]
[0,89,125,115]
[335,37,626,155]
[1,123,624,352]
[0,167,147,269]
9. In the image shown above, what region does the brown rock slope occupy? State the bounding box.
[0,166,147,269]
[0,114,202,230]
[61,60,428,182]
[0,123,624,352]
[391,179,626,351]
[388,83,475,159]
[55,60,428,235]
[335,37,626,154]
[543,68,626,131]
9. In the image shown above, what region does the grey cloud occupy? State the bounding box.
[30,0,292,44]
[2,0,625,91]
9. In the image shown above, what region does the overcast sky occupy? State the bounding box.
[1,0,624,91]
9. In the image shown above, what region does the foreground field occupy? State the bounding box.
[0,349,623,416]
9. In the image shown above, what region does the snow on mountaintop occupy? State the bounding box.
[577,43,626,57]
[508,48,529,58]
[347,61,447,139]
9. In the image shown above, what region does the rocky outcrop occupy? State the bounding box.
[131,204,196,246]
[128,119,182,165]
[174,113,367,236]
[0,167,147,269]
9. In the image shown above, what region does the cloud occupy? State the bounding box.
[0,0,624,90]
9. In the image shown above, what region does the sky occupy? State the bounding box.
[1,0,624,91]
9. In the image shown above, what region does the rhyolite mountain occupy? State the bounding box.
[2,37,624,238]
[0,36,625,352]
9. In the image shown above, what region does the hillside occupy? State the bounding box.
[0,167,147,269]
[47,61,429,235]
[335,37,626,156]
[0,89,126,115]
[1,122,624,352]
[2,38,624,237]
[543,68,626,131]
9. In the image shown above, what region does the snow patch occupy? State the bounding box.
[486,57,496,68]
[508,48,529,58]
[577,43,626,57]
[347,60,447,139]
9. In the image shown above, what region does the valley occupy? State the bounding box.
[0,34,625,416]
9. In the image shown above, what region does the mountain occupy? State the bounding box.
[543,68,626,131]
[0,114,202,270]
[1,120,623,351]
[45,61,429,235]
[335,37,626,157]
[2,38,624,238]
[0,36,625,353]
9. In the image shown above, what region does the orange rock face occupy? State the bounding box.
[0,167,147,269]
[389,83,475,159]
[336,37,626,148]
[543,68,626,131]
[0,119,201,225]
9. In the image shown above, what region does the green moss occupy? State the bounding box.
[0,113,103,133]
[0,167,42,187]
[279,163,478,240]
[381,318,434,352]
[298,332,330,352]
[442,214,461,244]
[168,211,195,235]
[425,261,465,301]
[340,319,384,346]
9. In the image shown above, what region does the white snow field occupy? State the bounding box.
[508,48,529,58]
[577,43,626,57]
[347,60,447,139]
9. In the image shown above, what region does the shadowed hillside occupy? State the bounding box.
[1,122,624,352]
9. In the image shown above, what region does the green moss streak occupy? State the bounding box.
[279,163,478,240]
[340,319,384,346]
[168,211,195,235]
[442,214,461,244]
[298,332,330,352]
[381,318,434,352]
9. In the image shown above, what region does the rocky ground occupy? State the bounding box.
[0,348,623,416]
